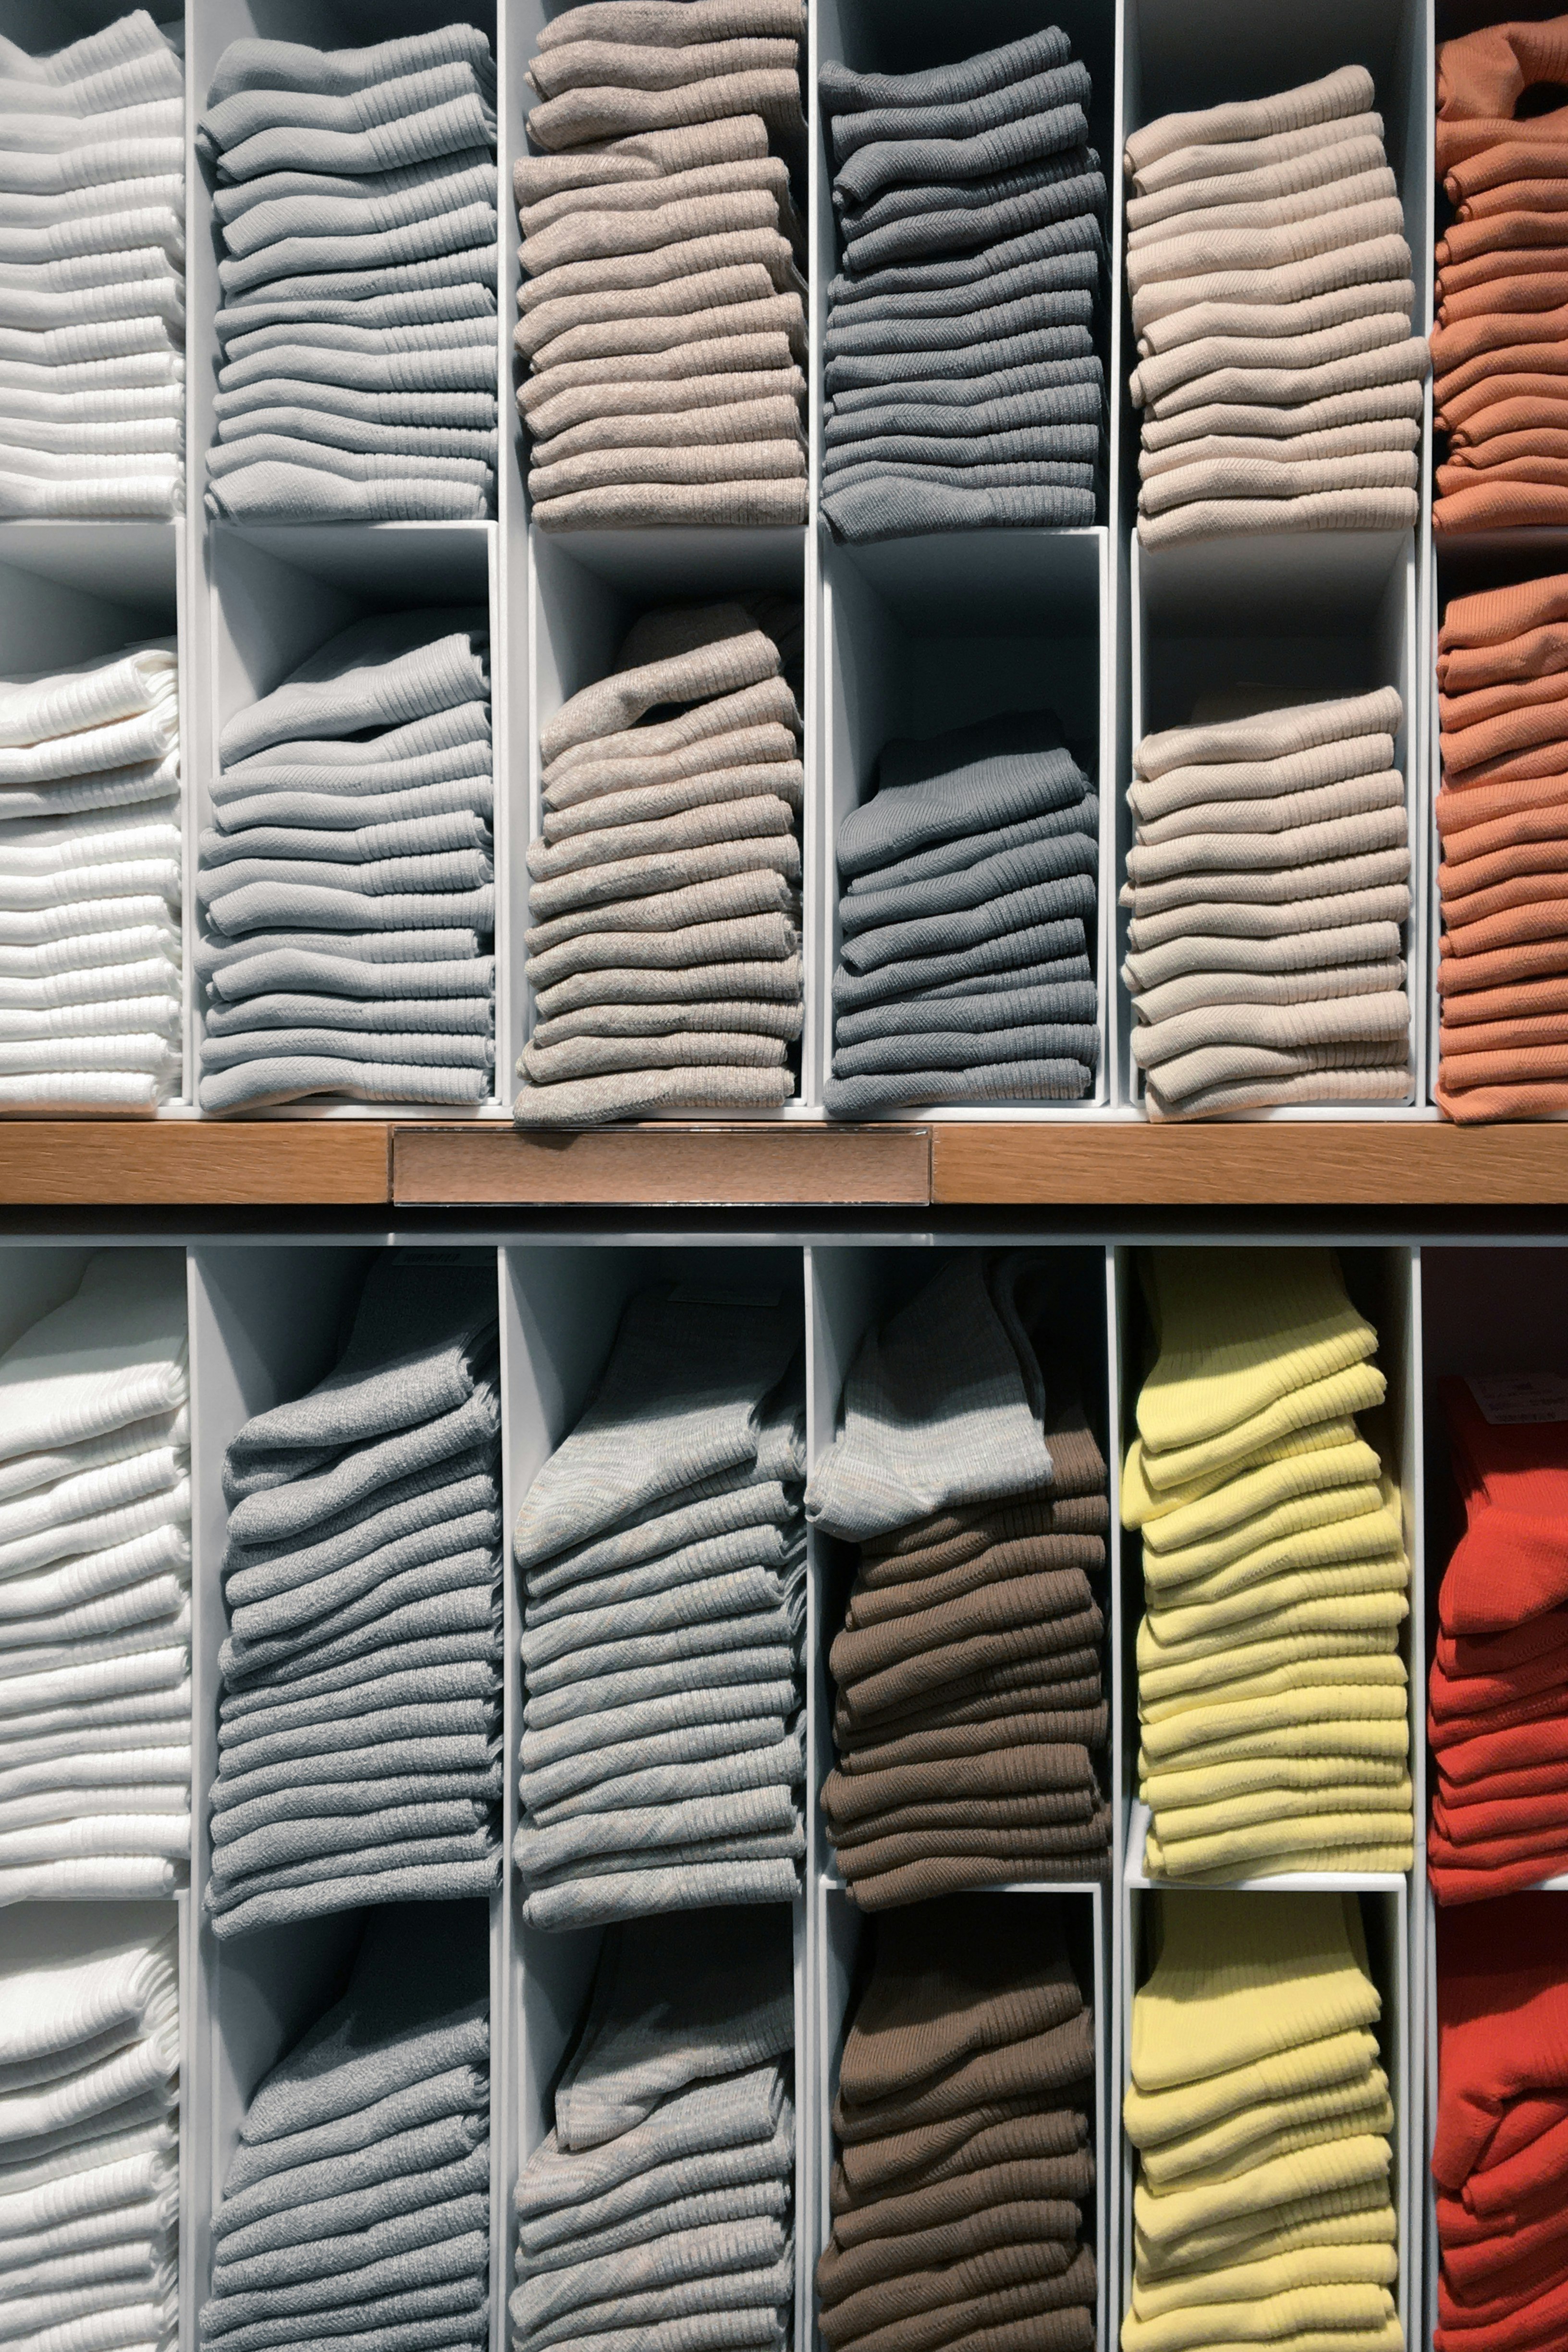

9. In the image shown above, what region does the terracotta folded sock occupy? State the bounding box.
[1442,840,1568,905]
[1439,777,1568,843]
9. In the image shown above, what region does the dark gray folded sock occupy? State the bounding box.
[845,798,1096,892]
[826,249,1100,331]
[222,2063,487,2194]
[835,100,1090,211]
[831,213,1103,304]
[917,952,1093,1000]
[841,715,1079,875]
[832,63,1091,168]
[825,387,1102,447]
[835,982,1098,1047]
[205,2289,486,2352]
[825,423,1100,472]
[821,29,1070,118]
[214,2112,488,2241]
[829,355,1101,415]
[833,1021,1101,1078]
[843,159,1104,268]
[823,475,1096,538]
[214,2143,491,2267]
[825,322,1090,393]
[843,832,1097,936]
[831,919,1089,1014]
[824,287,1092,359]
[825,1058,1093,1114]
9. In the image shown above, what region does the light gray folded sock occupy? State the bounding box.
[220,341,497,395]
[831,919,1087,1015]
[216,147,494,240]
[207,28,496,108]
[833,98,1090,215]
[219,612,487,765]
[204,87,498,189]
[824,1059,1092,1114]
[822,287,1093,363]
[207,457,493,520]
[215,281,494,340]
[218,205,497,298]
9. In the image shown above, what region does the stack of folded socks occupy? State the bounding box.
[821,1896,1096,2352]
[819,27,1107,543]
[1124,1891,1402,2352]
[514,1280,804,1930]
[1434,1892,1568,2352]
[807,1252,1110,1904]
[516,0,808,533]
[204,1901,490,2352]
[0,1250,189,1903]
[1433,15,1568,534]
[827,711,1099,1115]
[197,606,495,1114]
[513,1907,795,2352]
[0,9,184,518]
[1123,686,1413,1118]
[207,1253,502,1942]
[1435,572,1568,1120]
[516,596,803,1124]
[0,637,182,1113]
[1125,1247,1414,1882]
[1429,1376,1568,1901]
[0,1920,179,2352]
[1126,64,1426,550]
[199,27,499,522]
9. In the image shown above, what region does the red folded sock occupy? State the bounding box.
[1435,1895,1568,2184]
[1437,1379,1568,1629]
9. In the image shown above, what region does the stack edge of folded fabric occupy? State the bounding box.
[821,1896,1096,2352]
[1123,686,1413,1118]
[807,1251,1110,1904]
[1126,1246,1414,1883]
[513,1907,795,2352]
[0,8,184,518]
[1128,63,1426,550]
[199,26,499,522]
[0,637,182,1113]
[1433,14,1568,534]
[202,1902,490,2352]
[827,710,1100,1114]
[197,606,496,1113]
[1437,571,1568,1119]
[0,1920,179,2352]
[516,0,808,532]
[820,26,1107,543]
[1125,1891,1402,2352]
[1430,1376,1568,1900]
[0,1249,190,1903]
[514,1279,805,1929]
[516,596,804,1125]
[207,1253,502,1942]
[1435,1893,1568,2352]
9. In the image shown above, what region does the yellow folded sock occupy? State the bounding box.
[1129,1892,1379,2092]
[1145,1557,1410,1648]
[1135,1247,1378,1454]
[1125,2027,1382,2145]
[1139,2070,1391,2190]
[1146,1813,1414,1881]
[1138,2180,1395,2280]
[1138,1626,1402,1706]
[1122,2278,1397,2352]
[1156,1843,1414,1886]
[1124,1413,1362,1527]
[1139,1719,1410,1781]
[1140,1657,1408,1736]
[1136,1359,1387,1495]
[1141,1752,1410,1814]
[1136,2132,1393,2254]
[1131,2238,1398,2323]
[1148,1493,1404,1607]
[1152,1779,1413,1847]
[1139,1438,1384,1555]
[1138,2201,1399,2285]
[1140,1481,1388,1588]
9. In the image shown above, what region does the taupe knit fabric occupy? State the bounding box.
[1125,65,1426,548]
[1122,688,1413,1119]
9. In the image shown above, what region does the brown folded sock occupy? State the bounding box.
[830,2152,1095,2250]
[860,1502,1109,1585]
[838,2099,1081,2200]
[847,1536,1106,1623]
[832,1713,1099,1780]
[817,2254,1098,2352]
[832,1570,1097,1688]
[836,1900,1081,2104]
[840,1692,1110,1746]
[834,2009,1095,2144]
[824,1743,1097,1827]
[837,1812,1113,1890]
[835,1608,1105,1728]
[819,2203,1088,2310]
[832,1788,1104,1851]
[818,2235,1084,2350]
[846,1846,1112,1909]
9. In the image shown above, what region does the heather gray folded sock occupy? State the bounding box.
[831,64,1090,172]
[524,1462,800,1604]
[207,467,491,522]
[216,150,495,243]
[523,2116,793,2257]
[832,919,1088,1015]
[533,957,802,1024]
[828,356,1101,420]
[824,475,1095,538]
[218,206,498,298]
[846,799,1096,894]
[216,409,498,459]
[841,165,1107,279]
[218,613,486,764]
[523,1687,798,1778]
[207,95,498,189]
[216,775,493,833]
[524,1645,797,1735]
[826,322,1091,394]
[825,1059,1092,1114]
[526,1529,799,1637]
[841,872,1094,974]
[213,2142,491,2268]
[844,832,1096,938]
[220,341,498,395]
[834,1021,1099,1078]
[525,71,805,165]
[834,101,1090,213]
[215,281,495,339]
[215,2112,488,2239]
[215,711,491,798]
[826,425,1098,475]
[825,386,1102,450]
[835,981,1095,1048]
[207,29,496,109]
[206,2280,487,2352]
[841,714,1079,873]
[824,287,1093,360]
[821,29,1069,117]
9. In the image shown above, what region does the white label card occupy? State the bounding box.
[1468,1373,1568,1425]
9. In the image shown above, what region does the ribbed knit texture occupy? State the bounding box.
[822,1896,1095,2352]
[513,1904,794,2352]
[516,597,802,1125]
[805,1252,1109,1903]
[200,28,497,518]
[513,1279,805,1928]
[201,1900,490,2352]
[1124,1248,1412,1881]
[819,31,1104,539]
[1126,1891,1401,2345]
[197,608,494,1113]
[0,637,182,1110]
[1127,64,1425,548]
[1124,687,1412,1117]
[205,1252,502,1940]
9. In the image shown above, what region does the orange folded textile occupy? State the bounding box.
[1439,973,1568,1026]
[1439,16,1568,126]
[1459,175,1568,219]
[1441,429,1568,469]
[1438,778,1568,844]
[1448,393,1568,446]
[1441,896,1568,956]
[1439,271,1568,322]
[1436,341,1568,410]
[1440,245,1568,295]
[1431,723,1568,787]
[1438,1074,1568,1119]
[1441,873,1568,931]
[1440,212,1568,264]
[1440,671,1568,728]
[1438,935,1568,992]
[1440,622,1568,692]
[1436,479,1568,532]
[1440,122,1568,171]
[1440,700,1568,779]
[1432,303,1568,377]
[1440,1011,1568,1058]
[1446,139,1568,206]
[1442,573,1568,650]
[1441,840,1568,899]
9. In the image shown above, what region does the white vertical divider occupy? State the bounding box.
[1103,1231,1127,2329]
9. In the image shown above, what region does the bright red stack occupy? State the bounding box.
[1435,1895,1568,2352]
[1429,1377,1568,1901]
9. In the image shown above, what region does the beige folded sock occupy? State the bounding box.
[1132,234,1414,335]
[1127,804,1407,886]
[513,111,768,200]
[1127,884,1412,956]
[542,758,803,841]
[529,437,806,499]
[1132,744,1399,827]
[1147,1064,1412,1119]
[1134,771,1404,845]
[525,65,807,156]
[531,995,803,1050]
[520,184,790,274]
[527,833,798,924]
[513,1061,794,1120]
[542,611,777,763]
[526,907,799,993]
[1127,196,1405,294]
[527,865,797,958]
[1143,338,1428,424]
[1133,992,1410,1076]
[530,790,796,877]
[535,3,806,54]
[525,363,804,437]
[531,477,808,528]
[524,286,806,368]
[1126,129,1389,232]
[1147,1041,1411,1114]
[1131,959,1406,1027]
[1125,846,1411,921]
[517,225,800,315]
[517,262,804,361]
[516,151,796,238]
[1139,488,1418,547]
[1128,164,1396,254]
[1137,276,1416,356]
[1132,311,1413,409]
[1123,919,1404,995]
[523,331,798,411]
[520,1026,788,1082]
[1139,420,1419,478]
[532,392,804,464]
[1126,64,1375,176]
[544,685,799,800]
[1141,386,1425,453]
[532,950,802,1021]
[1132,110,1388,203]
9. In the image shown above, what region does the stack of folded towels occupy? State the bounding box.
[205,1902,490,2352]
[514,1280,804,1930]
[1435,572,1568,1120]
[1429,1376,1568,1901]
[0,1250,189,1903]
[1433,15,1568,535]
[0,1920,179,2352]
[822,1897,1096,2352]
[1434,1892,1568,2352]
[516,0,808,533]
[827,711,1099,1115]
[1125,1247,1414,1883]
[516,597,803,1124]
[208,1253,502,1942]
[1125,1891,1401,2352]
[199,27,499,523]
[0,637,182,1113]
[197,606,495,1114]
[1127,64,1426,550]
[807,1252,1110,1905]
[1123,687,1413,1117]
[819,28,1107,543]
[0,9,184,518]
[513,1907,795,2352]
